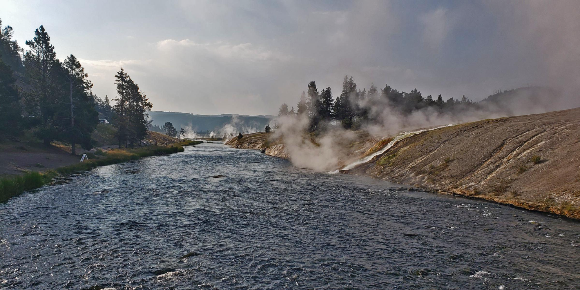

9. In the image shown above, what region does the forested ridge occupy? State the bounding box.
[278,76,559,133]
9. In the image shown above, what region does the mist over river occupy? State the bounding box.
[1,143,579,289]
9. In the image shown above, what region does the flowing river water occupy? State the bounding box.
[1,143,579,289]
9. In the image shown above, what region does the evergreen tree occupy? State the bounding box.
[425,95,434,106]
[0,19,23,73]
[163,121,177,137]
[307,81,319,117]
[436,94,444,108]
[307,81,321,131]
[113,68,152,147]
[297,92,308,115]
[23,25,63,145]
[278,103,289,116]
[353,88,368,125]
[383,84,403,109]
[127,80,152,146]
[96,95,113,120]
[61,54,98,154]
[368,84,378,99]
[333,76,356,129]
[113,69,130,147]
[0,58,21,139]
[318,87,333,120]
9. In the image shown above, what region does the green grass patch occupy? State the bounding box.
[427,157,453,176]
[378,153,397,166]
[0,172,45,203]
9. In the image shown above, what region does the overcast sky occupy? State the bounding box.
[2,0,579,115]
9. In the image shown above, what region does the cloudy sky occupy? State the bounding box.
[2,0,579,115]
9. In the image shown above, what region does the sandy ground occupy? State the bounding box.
[0,145,80,176]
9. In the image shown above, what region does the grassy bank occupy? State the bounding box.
[0,140,202,203]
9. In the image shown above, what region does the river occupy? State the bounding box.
[1,143,579,289]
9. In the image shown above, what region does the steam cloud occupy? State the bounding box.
[267,0,580,172]
[272,85,567,172]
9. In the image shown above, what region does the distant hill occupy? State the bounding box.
[148,111,274,137]
[479,86,563,116]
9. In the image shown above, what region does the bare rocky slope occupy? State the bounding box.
[228,108,580,219]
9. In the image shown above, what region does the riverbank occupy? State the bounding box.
[227,108,580,219]
[0,140,202,203]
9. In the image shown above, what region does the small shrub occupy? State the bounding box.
[378,153,397,166]
[530,155,542,164]
[491,180,510,195]
[518,165,528,174]
[427,158,453,175]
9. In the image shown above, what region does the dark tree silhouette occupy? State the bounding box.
[297,92,308,115]
[0,58,21,139]
[113,68,152,147]
[62,54,98,154]
[23,25,60,145]
[163,121,177,137]
[278,103,289,116]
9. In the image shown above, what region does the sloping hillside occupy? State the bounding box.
[351,108,580,219]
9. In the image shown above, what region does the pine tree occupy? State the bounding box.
[62,54,98,154]
[113,68,152,147]
[318,87,333,120]
[436,94,444,108]
[113,69,130,147]
[23,25,63,145]
[0,58,21,139]
[307,81,321,131]
[96,95,113,120]
[333,76,356,129]
[368,84,378,99]
[163,122,177,137]
[278,103,289,116]
[297,92,308,115]
[0,19,23,73]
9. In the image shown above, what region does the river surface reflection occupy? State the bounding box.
[1,143,579,289]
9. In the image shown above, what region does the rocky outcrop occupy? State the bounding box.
[351,108,580,219]
[225,132,288,158]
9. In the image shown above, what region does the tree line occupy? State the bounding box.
[0,19,153,152]
[278,76,476,132]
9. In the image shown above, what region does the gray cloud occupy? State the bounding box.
[2,0,580,114]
